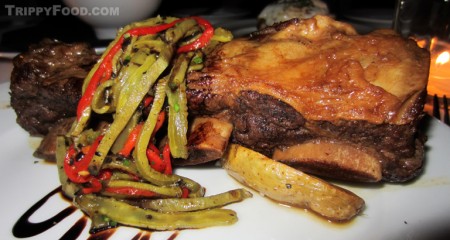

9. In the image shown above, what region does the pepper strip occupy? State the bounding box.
[102,158,140,177]
[134,77,181,186]
[75,194,239,231]
[89,53,167,175]
[162,144,172,175]
[77,16,212,122]
[105,180,182,198]
[103,187,159,198]
[151,111,166,139]
[56,137,80,198]
[73,17,214,137]
[141,189,253,212]
[181,187,190,198]
[146,148,166,173]
[72,17,182,136]
[77,18,182,118]
[91,80,114,114]
[177,16,214,53]
[133,77,202,195]
[81,178,102,194]
[64,135,103,183]
[166,64,189,159]
[118,122,144,157]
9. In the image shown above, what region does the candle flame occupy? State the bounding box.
[412,36,441,50]
[415,38,428,48]
[436,51,450,65]
[430,37,438,51]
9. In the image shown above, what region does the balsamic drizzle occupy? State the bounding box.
[12,187,177,240]
[12,187,77,238]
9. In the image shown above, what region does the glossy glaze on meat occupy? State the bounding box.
[187,16,430,182]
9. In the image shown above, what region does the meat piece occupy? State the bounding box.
[187,16,429,182]
[272,139,383,182]
[178,117,233,166]
[10,39,98,136]
[33,117,75,161]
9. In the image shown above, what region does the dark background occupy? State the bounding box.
[0,0,396,52]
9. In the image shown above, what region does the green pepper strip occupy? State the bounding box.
[75,194,238,231]
[166,62,190,159]
[133,78,202,195]
[168,53,193,90]
[102,158,140,177]
[56,136,80,199]
[72,17,183,136]
[76,16,203,115]
[141,188,253,212]
[105,180,182,198]
[89,52,167,175]
[76,16,212,122]
[134,77,181,185]
[91,80,114,114]
[103,186,159,198]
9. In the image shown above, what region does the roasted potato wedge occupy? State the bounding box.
[222,144,365,221]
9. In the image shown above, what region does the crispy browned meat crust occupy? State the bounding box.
[187,16,430,182]
[10,39,98,136]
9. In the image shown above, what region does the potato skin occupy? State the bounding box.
[222,144,365,222]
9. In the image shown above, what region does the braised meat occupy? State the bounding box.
[187,16,430,182]
[10,39,98,136]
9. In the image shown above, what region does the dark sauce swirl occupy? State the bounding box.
[12,186,178,240]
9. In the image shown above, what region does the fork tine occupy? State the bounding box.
[433,94,441,120]
[443,95,449,126]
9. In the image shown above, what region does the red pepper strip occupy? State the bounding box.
[64,135,104,183]
[125,18,184,36]
[80,169,112,194]
[162,143,172,175]
[64,145,90,183]
[143,96,154,108]
[147,143,161,156]
[146,148,165,172]
[76,135,104,171]
[181,187,190,198]
[128,173,141,181]
[76,44,119,120]
[97,169,113,181]
[81,177,103,194]
[76,18,184,120]
[104,187,159,198]
[151,111,166,139]
[177,16,214,53]
[76,17,212,120]
[118,123,144,157]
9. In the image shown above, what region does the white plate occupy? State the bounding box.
[1,79,450,239]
